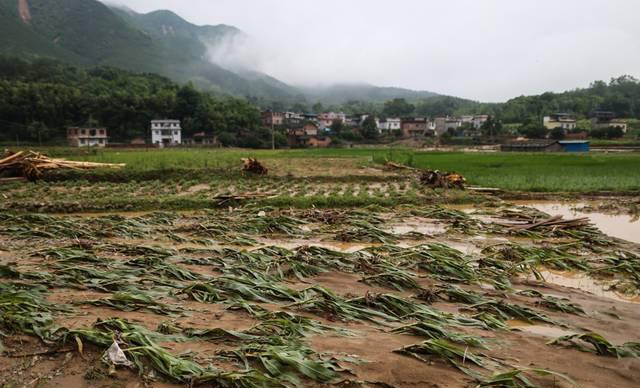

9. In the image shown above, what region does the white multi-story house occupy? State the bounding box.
[377,118,402,133]
[151,120,182,147]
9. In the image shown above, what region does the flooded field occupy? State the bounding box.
[1,200,639,387]
[521,201,640,244]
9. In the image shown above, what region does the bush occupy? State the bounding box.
[591,126,624,139]
[549,127,566,140]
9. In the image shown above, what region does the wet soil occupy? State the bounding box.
[1,201,639,387]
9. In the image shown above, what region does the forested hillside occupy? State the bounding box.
[0,0,443,105]
[327,76,640,126]
[0,0,299,101]
[458,76,640,123]
[0,56,274,147]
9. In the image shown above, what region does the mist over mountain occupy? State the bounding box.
[0,0,442,105]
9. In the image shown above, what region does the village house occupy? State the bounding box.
[472,115,490,129]
[281,112,304,127]
[345,115,362,128]
[261,110,285,127]
[401,118,429,138]
[183,132,219,147]
[67,127,108,148]
[543,113,577,131]
[377,118,401,133]
[434,117,462,137]
[151,119,182,147]
[591,111,628,133]
[287,122,331,148]
[460,115,474,124]
[317,112,346,128]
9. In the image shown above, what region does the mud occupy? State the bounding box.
[2,202,640,387]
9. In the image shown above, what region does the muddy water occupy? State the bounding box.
[507,319,577,338]
[516,201,640,244]
[254,238,386,253]
[386,223,447,236]
[532,269,640,304]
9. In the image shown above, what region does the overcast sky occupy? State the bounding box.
[108,0,640,102]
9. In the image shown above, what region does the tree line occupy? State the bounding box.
[0,56,281,147]
[1,55,638,146]
[295,76,640,128]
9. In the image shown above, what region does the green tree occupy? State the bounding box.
[361,116,379,140]
[330,119,344,136]
[519,124,548,139]
[549,127,566,140]
[480,117,503,137]
[26,121,55,145]
[312,102,324,113]
[383,98,415,117]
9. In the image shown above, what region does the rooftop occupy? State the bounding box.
[505,140,559,147]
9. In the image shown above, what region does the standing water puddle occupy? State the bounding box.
[529,269,640,304]
[516,201,640,244]
[507,319,577,338]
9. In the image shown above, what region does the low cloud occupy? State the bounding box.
[108,0,640,101]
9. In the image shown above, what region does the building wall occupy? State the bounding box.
[501,143,563,152]
[306,137,332,148]
[543,116,577,130]
[151,120,182,146]
[591,119,628,133]
[472,115,489,129]
[262,112,285,126]
[67,127,108,148]
[560,142,590,152]
[303,123,319,136]
[387,118,401,130]
[401,120,428,138]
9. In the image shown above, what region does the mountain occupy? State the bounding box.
[0,0,441,105]
[300,83,439,105]
[0,0,298,99]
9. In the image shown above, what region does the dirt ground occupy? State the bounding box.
[1,199,639,387]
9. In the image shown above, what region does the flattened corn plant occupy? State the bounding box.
[517,289,586,316]
[65,318,281,386]
[0,283,71,344]
[548,332,640,358]
[481,243,590,274]
[81,291,184,316]
[334,220,398,244]
[436,285,559,326]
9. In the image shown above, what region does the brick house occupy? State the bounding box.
[67,127,108,147]
[261,110,285,127]
[401,118,428,138]
[591,111,628,133]
[287,122,331,148]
